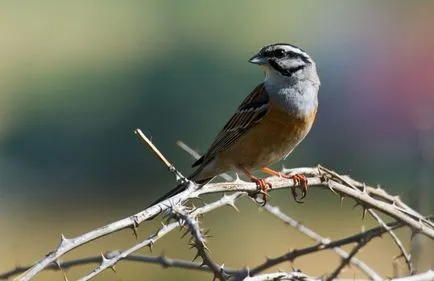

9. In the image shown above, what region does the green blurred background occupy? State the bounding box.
[0,1,433,280]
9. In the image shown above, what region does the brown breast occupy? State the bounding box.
[217,105,317,171]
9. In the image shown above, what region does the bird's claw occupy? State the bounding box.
[250,177,272,206]
[286,174,308,203]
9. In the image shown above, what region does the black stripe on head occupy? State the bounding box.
[268,59,305,77]
[262,43,311,64]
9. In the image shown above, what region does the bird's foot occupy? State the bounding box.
[260,167,308,203]
[283,173,308,203]
[249,176,272,206]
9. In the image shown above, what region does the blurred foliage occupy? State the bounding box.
[0,1,433,280]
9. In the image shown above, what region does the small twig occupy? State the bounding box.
[77,221,179,281]
[325,167,434,230]
[326,242,367,281]
[1,253,224,280]
[368,210,413,274]
[249,220,404,276]
[263,204,382,281]
[136,129,186,183]
[317,165,414,273]
[243,271,319,281]
[391,270,434,281]
[77,193,243,281]
[174,207,227,281]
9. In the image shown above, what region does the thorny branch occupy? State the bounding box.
[6,129,433,281]
[262,204,383,281]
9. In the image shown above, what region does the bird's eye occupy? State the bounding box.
[274,49,286,58]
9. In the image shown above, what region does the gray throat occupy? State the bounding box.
[263,69,319,118]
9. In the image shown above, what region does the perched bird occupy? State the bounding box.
[151,43,320,206]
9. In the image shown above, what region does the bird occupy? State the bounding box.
[150,43,320,206]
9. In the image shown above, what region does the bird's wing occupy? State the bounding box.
[193,83,269,167]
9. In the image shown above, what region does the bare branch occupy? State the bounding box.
[1,253,220,280]
[368,210,413,274]
[242,271,319,281]
[326,241,368,281]
[77,193,243,281]
[249,220,404,275]
[136,129,187,183]
[263,204,382,281]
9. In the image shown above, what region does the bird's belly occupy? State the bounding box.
[218,108,316,171]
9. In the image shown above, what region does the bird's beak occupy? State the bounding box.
[249,53,268,65]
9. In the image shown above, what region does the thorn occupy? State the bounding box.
[148,241,154,252]
[203,229,212,238]
[131,224,139,240]
[233,173,245,183]
[101,253,109,264]
[110,265,117,273]
[352,201,361,210]
[362,183,367,193]
[60,234,68,243]
[326,181,338,196]
[55,259,62,269]
[180,229,190,239]
[340,195,345,206]
[58,234,69,249]
[192,251,201,262]
[361,207,367,220]
[203,244,211,253]
[229,202,240,212]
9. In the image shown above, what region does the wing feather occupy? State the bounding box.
[192,83,269,167]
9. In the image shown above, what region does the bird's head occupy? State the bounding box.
[249,43,316,80]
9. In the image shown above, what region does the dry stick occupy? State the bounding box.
[248,220,405,276]
[136,129,186,183]
[77,222,179,281]
[242,271,319,281]
[326,242,369,281]
[319,166,414,273]
[77,192,244,281]
[367,210,413,274]
[263,204,382,281]
[191,176,434,239]
[0,253,222,280]
[175,207,227,281]
[317,166,434,230]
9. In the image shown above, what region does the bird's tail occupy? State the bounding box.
[147,175,212,208]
